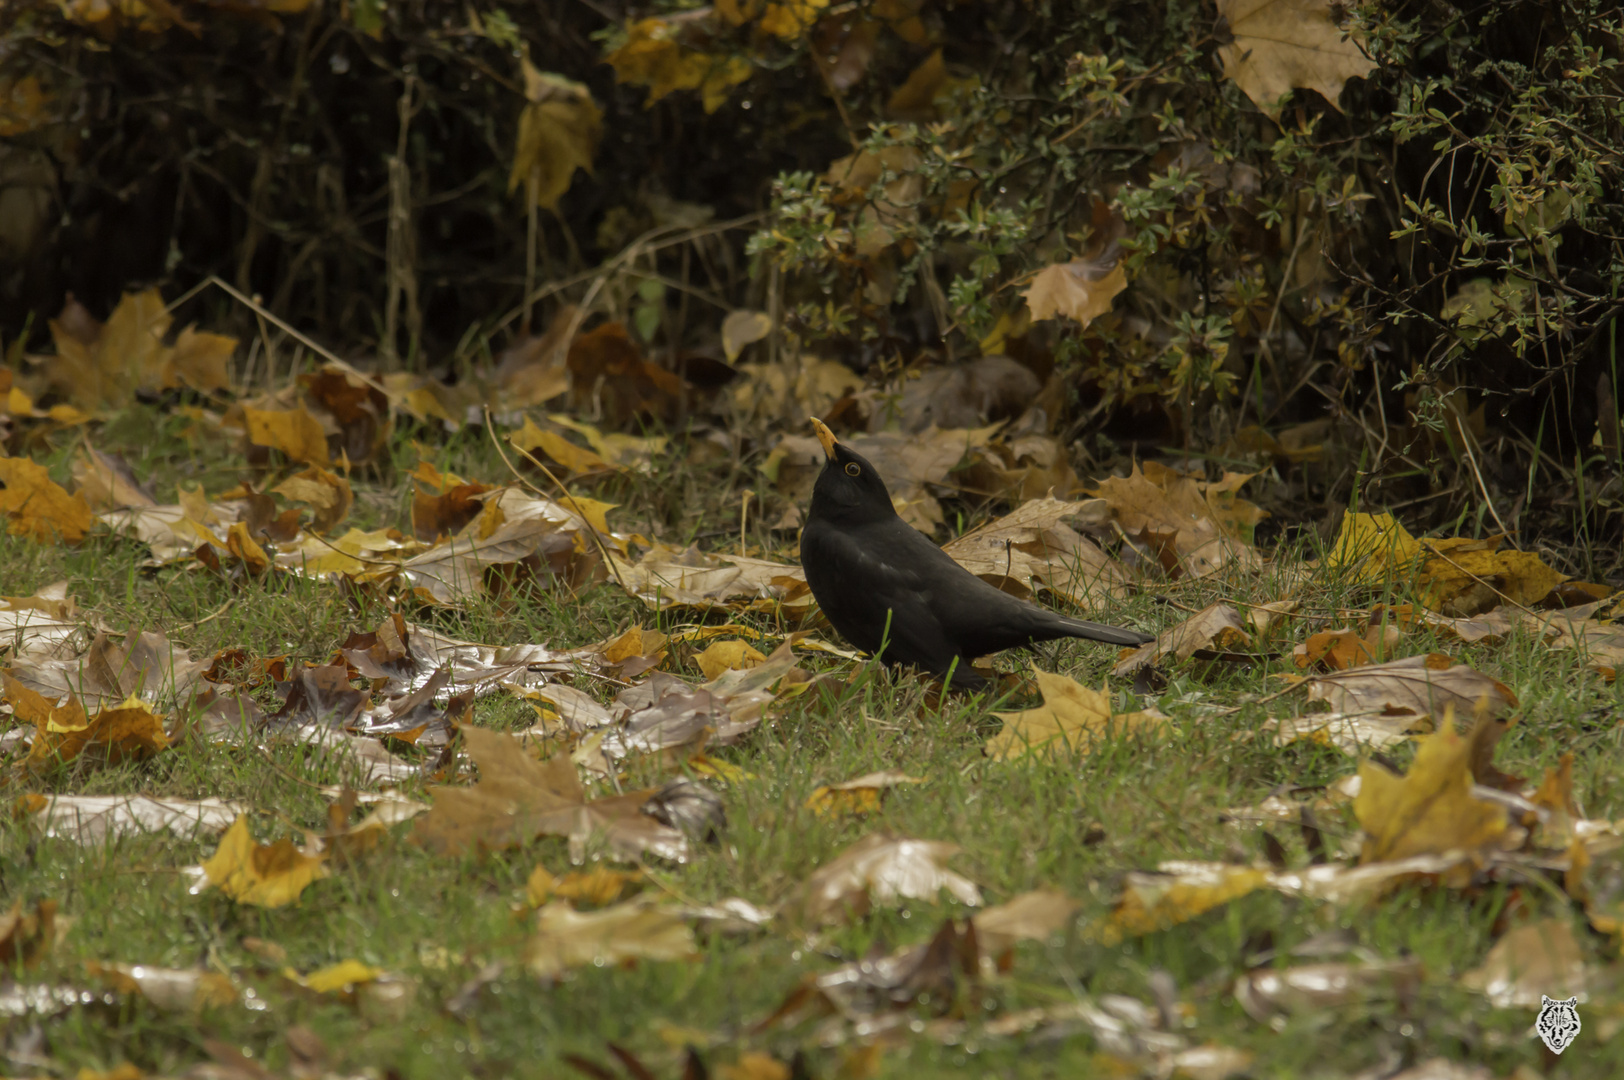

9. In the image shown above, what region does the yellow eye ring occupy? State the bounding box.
[844,462,860,476]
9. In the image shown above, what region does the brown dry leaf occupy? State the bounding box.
[507,63,601,212]
[487,310,574,409]
[243,405,330,466]
[87,961,237,1012]
[1023,257,1127,327]
[298,367,392,465]
[4,628,210,711]
[412,726,689,862]
[693,639,766,681]
[1112,603,1251,676]
[526,898,697,978]
[971,889,1080,959]
[1459,919,1590,1008]
[0,899,60,967]
[1264,711,1431,756]
[988,668,1168,760]
[1356,709,1509,864]
[1215,0,1378,121]
[1089,861,1268,946]
[1235,958,1423,1021]
[199,816,330,908]
[72,446,155,511]
[44,288,236,409]
[567,321,686,426]
[609,542,812,616]
[526,865,645,908]
[400,516,583,606]
[1298,654,1517,718]
[0,456,94,543]
[940,496,1131,606]
[804,769,924,818]
[1090,464,1263,578]
[272,466,353,534]
[24,692,170,769]
[794,831,982,926]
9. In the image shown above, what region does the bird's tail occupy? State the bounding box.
[1055,615,1156,647]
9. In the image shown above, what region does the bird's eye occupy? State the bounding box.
[844,462,860,476]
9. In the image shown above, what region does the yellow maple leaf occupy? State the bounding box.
[272,465,353,534]
[286,959,382,993]
[0,457,94,544]
[508,61,602,211]
[1323,511,1422,585]
[1022,259,1127,327]
[605,19,752,112]
[1417,537,1566,614]
[1215,0,1378,121]
[1355,708,1508,863]
[988,668,1167,760]
[243,406,330,466]
[24,691,169,768]
[202,817,329,908]
[1089,863,1268,946]
[693,639,766,681]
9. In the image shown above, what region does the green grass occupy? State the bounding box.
[3,402,1622,1079]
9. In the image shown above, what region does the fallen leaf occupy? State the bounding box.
[1234,958,1423,1021]
[198,817,329,908]
[988,668,1168,760]
[1215,0,1378,120]
[794,831,982,926]
[23,692,170,769]
[804,769,923,818]
[526,865,645,908]
[1323,512,1421,585]
[272,466,353,534]
[1090,464,1263,578]
[1113,603,1251,676]
[1298,654,1517,717]
[1459,919,1590,1008]
[1356,709,1509,864]
[971,889,1080,959]
[0,899,60,967]
[0,456,94,543]
[526,898,697,978]
[243,405,330,466]
[939,496,1131,606]
[1089,861,1267,946]
[88,962,237,1012]
[1023,257,1127,327]
[693,639,767,680]
[1293,624,1400,670]
[1264,711,1430,756]
[16,794,243,845]
[285,959,383,994]
[722,310,773,361]
[72,446,155,511]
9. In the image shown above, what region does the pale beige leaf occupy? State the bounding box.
[795,831,982,926]
[1023,261,1126,326]
[1216,0,1378,120]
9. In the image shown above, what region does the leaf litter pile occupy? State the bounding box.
[2,297,1623,1078]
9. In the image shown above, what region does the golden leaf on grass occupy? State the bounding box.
[1089,862,1268,946]
[1356,709,1508,864]
[989,668,1168,760]
[510,417,616,476]
[0,456,94,543]
[272,466,353,534]
[1459,919,1589,1009]
[526,898,697,978]
[1215,0,1378,121]
[794,831,982,926]
[1294,624,1400,670]
[286,959,383,994]
[610,542,812,615]
[694,639,766,681]
[939,496,1130,606]
[721,310,772,362]
[1299,654,1516,718]
[1417,536,1568,616]
[507,62,601,212]
[1023,257,1127,327]
[605,18,753,113]
[199,817,329,908]
[804,769,923,818]
[23,691,169,769]
[0,899,60,967]
[1323,512,1422,585]
[1264,711,1430,756]
[526,865,645,908]
[243,405,330,466]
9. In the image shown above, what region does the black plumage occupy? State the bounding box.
[799,418,1154,689]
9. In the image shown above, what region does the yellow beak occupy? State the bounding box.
[810,417,838,460]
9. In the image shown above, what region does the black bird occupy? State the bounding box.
[799,418,1155,690]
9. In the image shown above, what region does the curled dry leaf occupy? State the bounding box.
[197,817,329,908]
[794,831,982,926]
[1297,654,1516,718]
[4,628,210,711]
[721,309,773,362]
[1112,603,1251,676]
[15,690,170,769]
[1293,624,1400,670]
[1263,711,1430,756]
[1459,918,1590,1009]
[1234,958,1423,1022]
[609,542,812,616]
[526,898,697,979]
[804,769,924,818]
[939,496,1130,606]
[1356,710,1509,865]
[72,446,155,510]
[1023,256,1127,327]
[988,668,1168,761]
[526,865,645,908]
[1090,464,1264,579]
[271,466,353,534]
[1087,862,1268,947]
[693,638,766,681]
[0,581,88,661]
[15,794,244,845]
[971,889,1080,961]
[87,962,237,1012]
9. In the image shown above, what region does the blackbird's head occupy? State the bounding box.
[809,418,897,526]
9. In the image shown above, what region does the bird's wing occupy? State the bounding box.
[801,520,961,672]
